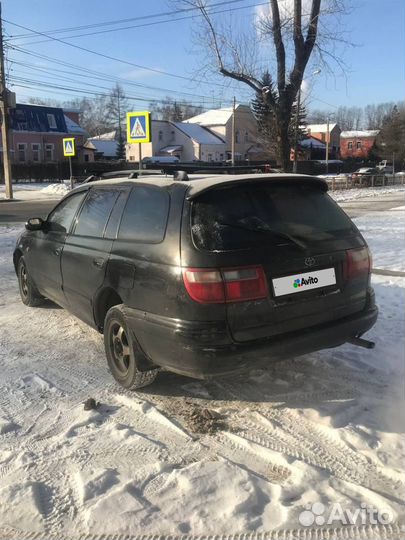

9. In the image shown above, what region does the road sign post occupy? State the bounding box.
[63,138,75,189]
[126,112,151,173]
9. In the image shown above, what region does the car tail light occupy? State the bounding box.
[183,268,225,303]
[183,265,268,304]
[344,247,371,279]
[222,266,268,302]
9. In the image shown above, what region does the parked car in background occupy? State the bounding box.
[14,173,377,389]
[351,167,380,186]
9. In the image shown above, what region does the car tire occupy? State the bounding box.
[103,305,158,390]
[17,257,45,307]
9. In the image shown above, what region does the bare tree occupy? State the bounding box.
[178,0,349,170]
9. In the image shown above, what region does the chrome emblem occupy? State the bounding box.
[304,257,316,267]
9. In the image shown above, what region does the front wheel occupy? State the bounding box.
[17,257,45,307]
[103,305,158,390]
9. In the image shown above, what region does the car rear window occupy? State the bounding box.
[191,183,354,252]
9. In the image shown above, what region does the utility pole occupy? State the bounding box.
[231,96,236,166]
[0,2,13,199]
[293,88,301,173]
[325,116,330,175]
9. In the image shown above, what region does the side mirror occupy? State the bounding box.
[25,217,44,231]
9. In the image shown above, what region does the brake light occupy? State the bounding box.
[183,265,268,303]
[344,247,371,279]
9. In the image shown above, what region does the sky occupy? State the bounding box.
[3,0,405,114]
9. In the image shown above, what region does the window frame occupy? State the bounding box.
[47,113,57,129]
[347,141,353,150]
[17,143,27,162]
[117,184,170,245]
[45,143,54,161]
[31,143,41,162]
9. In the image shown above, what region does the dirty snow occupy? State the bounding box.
[0,207,404,539]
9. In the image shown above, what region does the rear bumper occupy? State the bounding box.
[123,303,378,379]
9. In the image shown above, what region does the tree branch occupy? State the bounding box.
[270,0,286,92]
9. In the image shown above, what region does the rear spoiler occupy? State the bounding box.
[186,175,328,200]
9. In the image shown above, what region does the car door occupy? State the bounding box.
[60,186,127,326]
[27,190,87,306]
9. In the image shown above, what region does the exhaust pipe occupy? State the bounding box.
[348,336,375,349]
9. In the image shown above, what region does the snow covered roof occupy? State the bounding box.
[307,123,338,133]
[87,139,118,157]
[64,114,86,135]
[185,104,251,126]
[173,122,225,144]
[340,130,380,138]
[91,131,117,140]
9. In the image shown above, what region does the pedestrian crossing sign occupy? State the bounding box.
[63,138,75,157]
[127,111,151,143]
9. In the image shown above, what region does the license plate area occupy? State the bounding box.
[272,268,337,297]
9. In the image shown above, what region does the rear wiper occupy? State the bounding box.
[218,221,308,250]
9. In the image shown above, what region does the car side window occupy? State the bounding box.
[74,188,120,238]
[47,191,87,233]
[118,186,169,243]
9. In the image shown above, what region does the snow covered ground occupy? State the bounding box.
[0,208,404,539]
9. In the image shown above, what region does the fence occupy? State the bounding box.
[325,174,405,190]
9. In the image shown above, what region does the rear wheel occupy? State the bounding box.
[104,305,158,389]
[17,257,45,307]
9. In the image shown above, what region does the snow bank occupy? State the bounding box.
[40,183,70,196]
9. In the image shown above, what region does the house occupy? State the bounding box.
[1,103,88,164]
[340,130,379,160]
[291,135,327,161]
[126,119,226,162]
[86,132,119,161]
[306,123,341,158]
[185,104,264,160]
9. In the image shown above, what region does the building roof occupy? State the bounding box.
[300,136,326,149]
[64,114,86,135]
[185,104,251,126]
[10,103,68,133]
[87,139,118,157]
[173,122,225,144]
[340,130,380,138]
[91,131,117,140]
[307,123,338,133]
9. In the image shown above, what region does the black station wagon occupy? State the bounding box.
[14,174,378,389]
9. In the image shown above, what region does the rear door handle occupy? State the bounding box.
[92,258,106,268]
[53,248,62,256]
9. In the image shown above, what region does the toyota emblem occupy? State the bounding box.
[304,257,316,267]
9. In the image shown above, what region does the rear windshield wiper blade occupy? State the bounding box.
[218,221,308,250]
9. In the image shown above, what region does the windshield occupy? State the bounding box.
[191,183,354,251]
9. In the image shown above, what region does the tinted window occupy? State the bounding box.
[74,189,120,237]
[47,191,86,233]
[104,190,129,239]
[192,183,354,251]
[118,186,169,243]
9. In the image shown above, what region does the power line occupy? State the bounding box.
[12,2,268,46]
[7,0,247,40]
[9,59,227,103]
